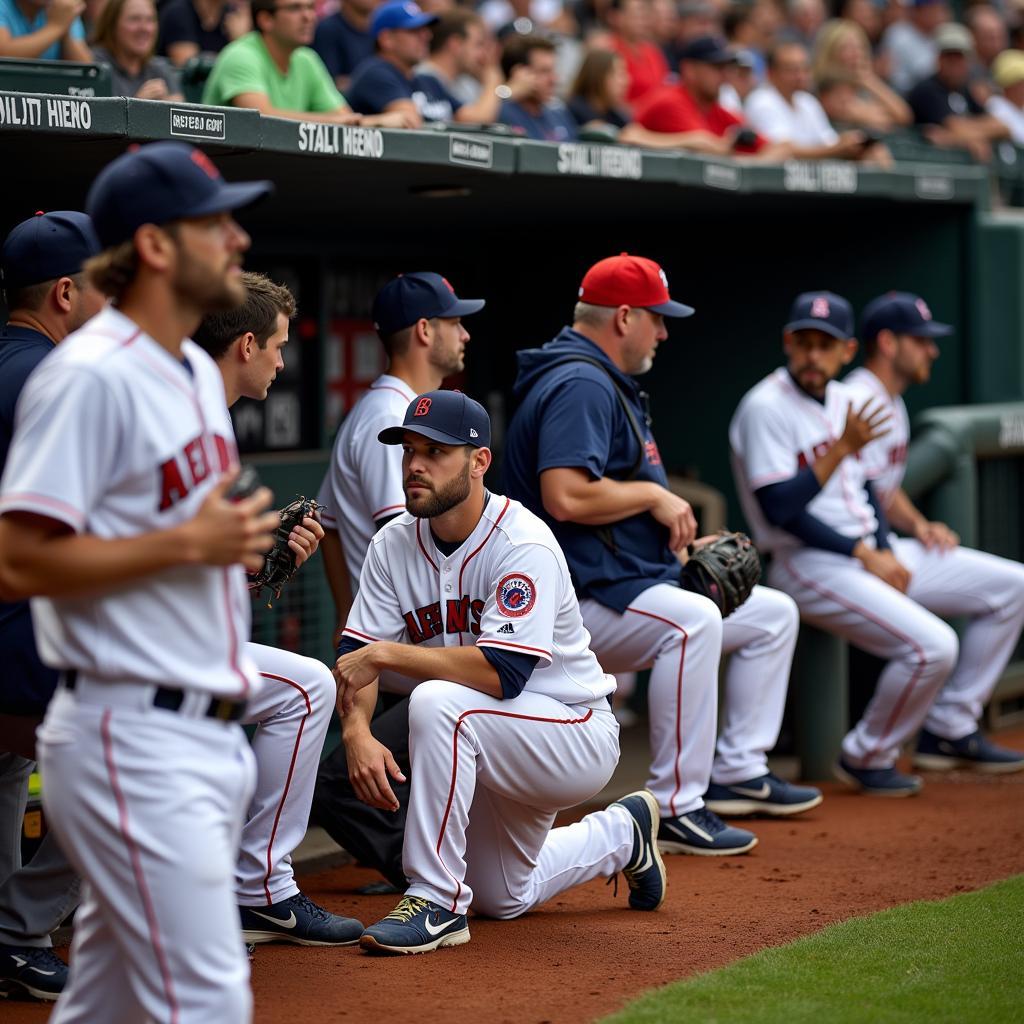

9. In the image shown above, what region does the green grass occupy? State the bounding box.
[603,876,1024,1024]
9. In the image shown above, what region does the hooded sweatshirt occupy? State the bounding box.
[503,327,680,613]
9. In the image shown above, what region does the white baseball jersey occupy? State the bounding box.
[730,367,878,554]
[0,306,259,698]
[343,494,614,706]
[844,367,910,506]
[317,374,415,583]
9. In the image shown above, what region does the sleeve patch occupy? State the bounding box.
[496,573,536,618]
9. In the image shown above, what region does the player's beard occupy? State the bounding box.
[404,459,472,518]
[173,256,246,314]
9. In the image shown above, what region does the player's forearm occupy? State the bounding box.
[811,438,854,487]
[0,24,66,58]
[0,517,211,601]
[371,642,502,698]
[541,470,663,526]
[340,677,377,738]
[883,487,927,536]
[64,37,92,61]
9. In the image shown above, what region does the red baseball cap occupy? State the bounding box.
[577,253,695,318]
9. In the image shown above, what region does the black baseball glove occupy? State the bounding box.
[680,531,761,617]
[248,496,322,606]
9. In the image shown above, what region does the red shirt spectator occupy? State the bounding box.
[633,34,766,151]
[607,0,669,102]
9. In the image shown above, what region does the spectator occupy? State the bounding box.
[416,8,504,115]
[0,0,91,61]
[203,0,402,123]
[966,3,1008,101]
[813,18,911,129]
[719,44,756,113]
[159,0,251,67]
[606,0,669,103]
[881,0,948,94]
[988,47,1024,143]
[479,0,577,39]
[838,0,884,52]
[649,0,679,63]
[723,0,777,79]
[495,32,578,139]
[91,0,183,99]
[780,0,826,50]
[313,0,378,91]
[347,0,487,125]
[746,40,891,161]
[633,34,774,155]
[908,20,1009,160]
[675,0,719,50]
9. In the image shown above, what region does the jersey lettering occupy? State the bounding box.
[644,439,662,466]
[402,596,485,644]
[157,432,232,512]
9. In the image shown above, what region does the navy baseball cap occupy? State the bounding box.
[86,142,273,249]
[678,35,736,64]
[372,272,485,336]
[379,390,491,448]
[1,210,100,291]
[371,0,437,36]
[861,292,953,342]
[784,291,855,340]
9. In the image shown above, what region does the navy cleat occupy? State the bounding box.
[657,807,758,856]
[610,790,667,911]
[704,772,823,817]
[834,757,922,797]
[360,896,469,955]
[913,728,1024,774]
[239,892,363,946]
[0,944,67,1002]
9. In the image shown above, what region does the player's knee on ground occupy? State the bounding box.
[408,678,466,734]
[470,888,530,921]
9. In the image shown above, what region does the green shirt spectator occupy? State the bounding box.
[202,29,342,112]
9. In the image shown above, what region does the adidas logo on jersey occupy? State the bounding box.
[497,623,515,634]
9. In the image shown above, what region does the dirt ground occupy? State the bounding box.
[7,726,1024,1024]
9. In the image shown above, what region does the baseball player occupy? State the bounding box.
[336,390,667,954]
[844,292,1024,772]
[0,211,103,1001]
[313,272,484,888]
[504,254,820,858]
[192,272,366,945]
[729,290,1024,798]
[0,142,281,1023]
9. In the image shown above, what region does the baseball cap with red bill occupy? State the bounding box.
[577,253,695,317]
[86,141,273,249]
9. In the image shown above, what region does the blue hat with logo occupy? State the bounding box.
[372,272,485,336]
[784,290,854,340]
[861,292,953,342]
[370,0,438,37]
[677,35,736,64]
[1,210,100,291]
[86,142,273,249]
[379,390,491,448]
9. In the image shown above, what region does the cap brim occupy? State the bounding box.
[915,321,954,338]
[189,180,274,219]
[445,297,486,318]
[784,318,850,340]
[378,424,476,446]
[648,298,696,318]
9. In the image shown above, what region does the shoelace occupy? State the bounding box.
[287,892,329,922]
[8,948,65,972]
[383,896,431,923]
[687,807,727,835]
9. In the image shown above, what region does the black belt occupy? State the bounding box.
[63,671,246,723]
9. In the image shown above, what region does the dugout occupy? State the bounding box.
[2,94,1022,770]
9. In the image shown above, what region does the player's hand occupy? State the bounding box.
[342,732,405,811]
[47,0,84,30]
[916,520,959,551]
[184,473,279,572]
[838,400,891,456]
[855,544,911,593]
[135,78,170,101]
[650,487,698,553]
[288,515,324,569]
[334,644,382,714]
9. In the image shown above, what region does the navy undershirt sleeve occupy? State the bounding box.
[864,481,892,550]
[336,636,368,659]
[480,647,540,700]
[754,467,821,527]
[374,512,402,531]
[783,510,860,556]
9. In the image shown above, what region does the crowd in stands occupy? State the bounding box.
[4,0,1024,162]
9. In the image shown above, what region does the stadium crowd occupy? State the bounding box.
[3,0,1024,156]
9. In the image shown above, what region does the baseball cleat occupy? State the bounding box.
[834,758,922,797]
[657,807,758,856]
[913,729,1024,774]
[239,892,364,946]
[360,896,469,955]
[0,944,68,1001]
[610,790,667,911]
[704,772,823,817]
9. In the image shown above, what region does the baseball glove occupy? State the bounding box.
[680,531,761,617]
[248,496,322,606]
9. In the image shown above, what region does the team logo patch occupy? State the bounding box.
[811,296,831,318]
[915,298,932,321]
[658,267,669,289]
[496,573,536,618]
[414,397,432,417]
